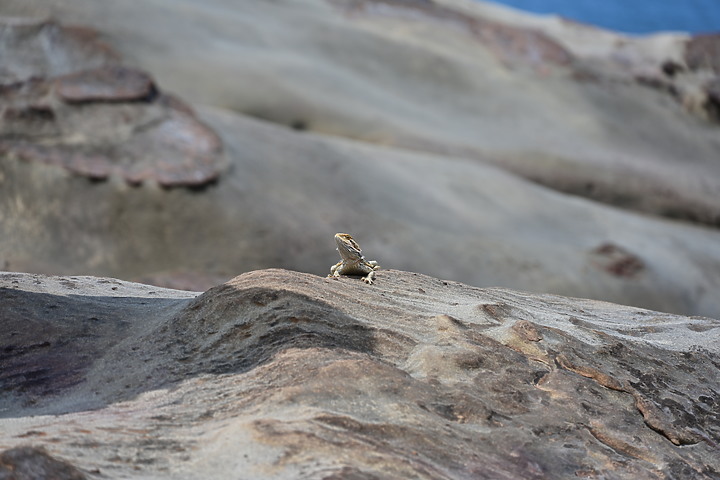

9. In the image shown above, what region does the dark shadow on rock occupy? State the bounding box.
[165,285,379,375]
[0,446,87,480]
[0,277,379,418]
[0,286,189,417]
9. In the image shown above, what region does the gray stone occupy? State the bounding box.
[0,18,225,187]
[0,270,718,479]
[55,66,156,103]
[3,0,717,223]
[0,447,86,480]
[1,2,720,318]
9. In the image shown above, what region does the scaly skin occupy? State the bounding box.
[329,233,380,284]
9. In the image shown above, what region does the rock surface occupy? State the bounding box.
[3,105,720,318]
[3,0,718,223]
[0,446,87,480]
[0,269,718,479]
[0,18,225,187]
[0,1,720,318]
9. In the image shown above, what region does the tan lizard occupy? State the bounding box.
[329,233,380,284]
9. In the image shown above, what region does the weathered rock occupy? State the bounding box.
[589,242,645,278]
[0,269,718,479]
[336,0,574,69]
[621,32,720,127]
[0,446,87,480]
[642,33,720,125]
[3,0,716,224]
[55,66,157,103]
[0,92,224,187]
[2,107,720,318]
[1,2,720,316]
[685,33,720,73]
[703,77,720,121]
[0,18,225,187]
[0,17,118,84]
[134,270,232,292]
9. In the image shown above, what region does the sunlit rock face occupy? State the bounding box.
[0,0,719,319]
[0,269,718,478]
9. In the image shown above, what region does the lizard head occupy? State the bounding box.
[334,233,364,262]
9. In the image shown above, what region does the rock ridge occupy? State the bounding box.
[0,269,718,478]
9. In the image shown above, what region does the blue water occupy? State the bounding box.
[485,0,720,34]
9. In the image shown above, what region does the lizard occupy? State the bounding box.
[329,233,380,284]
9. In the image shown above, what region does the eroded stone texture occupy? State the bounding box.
[685,34,720,73]
[55,66,157,103]
[0,18,224,187]
[3,0,719,227]
[0,447,86,480]
[0,17,119,83]
[0,270,717,479]
[701,77,720,122]
[590,242,645,278]
[334,0,573,68]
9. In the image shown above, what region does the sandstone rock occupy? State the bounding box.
[2,107,720,318]
[134,270,233,292]
[0,17,118,83]
[336,0,574,69]
[55,66,157,103]
[685,33,720,73]
[1,3,720,317]
[3,0,716,224]
[0,269,718,479]
[589,242,645,278]
[0,18,225,187]
[0,447,86,480]
[703,77,720,121]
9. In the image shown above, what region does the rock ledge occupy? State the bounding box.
[1,269,718,479]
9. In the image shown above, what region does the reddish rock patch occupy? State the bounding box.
[590,243,645,278]
[55,66,156,103]
[473,20,573,68]
[332,0,573,68]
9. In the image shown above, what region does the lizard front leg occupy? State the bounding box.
[330,261,343,278]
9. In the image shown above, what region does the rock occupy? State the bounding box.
[589,242,645,278]
[0,447,86,480]
[3,0,716,224]
[685,33,720,73]
[0,17,118,83]
[335,0,574,69]
[134,270,232,292]
[703,77,720,121]
[0,18,225,187]
[55,66,157,103]
[1,3,720,317]
[2,107,720,318]
[0,88,224,186]
[0,269,718,478]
